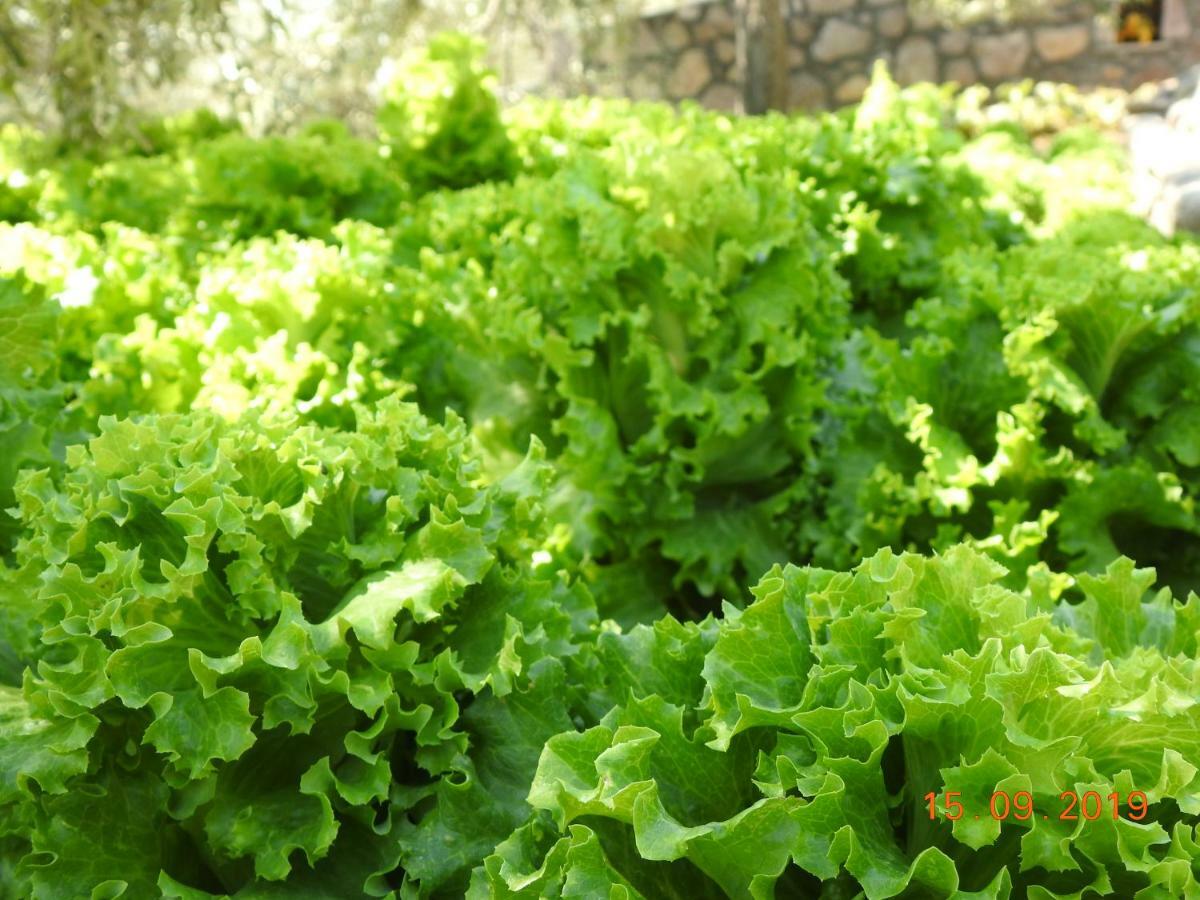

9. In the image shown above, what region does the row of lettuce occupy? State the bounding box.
[1,38,1198,899]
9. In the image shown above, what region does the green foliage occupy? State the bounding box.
[6,125,408,242]
[377,33,518,194]
[408,137,853,612]
[0,273,66,561]
[2,56,1199,899]
[489,547,1200,899]
[2,400,590,897]
[0,0,233,144]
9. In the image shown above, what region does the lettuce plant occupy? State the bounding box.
[0,399,595,897]
[480,549,1200,899]
[407,143,853,619]
[2,42,1199,900]
[377,33,518,195]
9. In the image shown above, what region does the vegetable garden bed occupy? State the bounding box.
[1,39,1198,900]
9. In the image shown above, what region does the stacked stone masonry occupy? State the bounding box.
[621,0,1200,111]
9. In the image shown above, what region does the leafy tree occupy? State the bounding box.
[0,0,232,144]
[0,0,635,143]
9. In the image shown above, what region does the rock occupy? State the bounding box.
[697,3,735,41]
[678,1,704,21]
[1103,65,1129,85]
[809,0,856,13]
[1148,186,1177,235]
[1148,66,1200,111]
[877,7,908,39]
[629,62,667,100]
[588,37,621,70]
[790,73,829,109]
[1133,61,1177,86]
[813,20,872,62]
[1167,167,1200,191]
[701,82,741,112]
[975,32,1031,81]
[662,20,690,51]
[667,47,710,98]
[895,36,937,83]
[944,57,978,86]
[1034,25,1089,63]
[1126,81,1171,114]
[1127,80,1200,235]
[1145,135,1200,179]
[790,19,814,42]
[706,2,735,29]
[1127,115,1179,174]
[939,31,970,55]
[1168,97,1200,132]
[1147,176,1200,236]
[1181,65,1200,99]
[1178,182,1200,233]
[835,75,871,104]
[635,23,660,57]
[909,7,939,30]
[1130,170,1164,217]
[715,38,736,65]
[1161,0,1192,40]
[789,44,807,68]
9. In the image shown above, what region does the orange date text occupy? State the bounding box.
[923,790,1148,822]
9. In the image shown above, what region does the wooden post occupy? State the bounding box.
[737,0,764,114]
[765,0,789,110]
[737,0,789,113]
[1160,0,1192,40]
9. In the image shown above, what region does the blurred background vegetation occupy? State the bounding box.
[0,0,641,143]
[2,0,1102,144]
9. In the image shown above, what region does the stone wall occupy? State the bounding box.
[1131,70,1200,234]
[620,0,1200,111]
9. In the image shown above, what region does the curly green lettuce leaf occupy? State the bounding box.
[497,546,1200,898]
[0,398,597,896]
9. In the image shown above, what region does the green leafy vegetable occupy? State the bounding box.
[1,45,1198,899]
